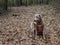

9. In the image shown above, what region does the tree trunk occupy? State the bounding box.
[20,0,22,6]
[26,0,28,6]
[16,0,19,6]
[4,0,8,10]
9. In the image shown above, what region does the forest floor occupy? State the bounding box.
[0,5,60,45]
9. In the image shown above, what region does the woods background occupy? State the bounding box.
[0,0,60,10]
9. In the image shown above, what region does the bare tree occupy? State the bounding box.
[16,0,19,6]
[20,0,22,6]
[4,0,8,10]
[16,0,22,6]
[26,0,28,6]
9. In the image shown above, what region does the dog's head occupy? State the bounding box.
[34,14,42,22]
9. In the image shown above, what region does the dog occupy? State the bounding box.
[30,14,45,39]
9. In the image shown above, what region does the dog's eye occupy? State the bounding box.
[36,16,39,18]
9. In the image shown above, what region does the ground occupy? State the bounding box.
[0,5,60,45]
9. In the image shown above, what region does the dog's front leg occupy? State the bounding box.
[33,22,38,40]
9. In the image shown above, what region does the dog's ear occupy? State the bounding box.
[30,22,33,29]
[34,22,37,25]
[39,14,41,18]
[30,21,37,29]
